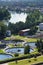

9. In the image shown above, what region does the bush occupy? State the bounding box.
[28,60,31,62]
[34,58,37,61]
[14,53,19,57]
[24,45,30,54]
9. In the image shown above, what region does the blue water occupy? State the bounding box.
[5,47,33,54]
[25,42,36,48]
[0,54,12,60]
[5,43,36,54]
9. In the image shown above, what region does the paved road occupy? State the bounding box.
[0,63,8,65]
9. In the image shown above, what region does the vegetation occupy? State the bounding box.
[0,8,11,39]
[14,53,19,64]
[29,26,38,35]
[14,53,19,57]
[36,39,43,53]
[0,22,7,39]
[0,8,43,37]
[8,21,25,34]
[0,8,10,21]
[8,10,43,35]
[0,1,43,65]
[25,10,42,27]
[0,7,43,65]
[4,35,38,42]
[24,45,30,54]
[0,52,41,63]
[9,55,43,65]
[0,49,4,53]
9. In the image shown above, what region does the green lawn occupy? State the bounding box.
[9,55,43,65]
[0,49,4,53]
[4,35,39,42]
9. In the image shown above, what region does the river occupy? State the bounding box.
[9,11,27,24]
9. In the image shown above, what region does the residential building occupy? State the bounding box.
[19,29,30,36]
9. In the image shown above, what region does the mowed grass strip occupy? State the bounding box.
[0,49,4,53]
[9,55,43,65]
[5,35,39,42]
[14,35,38,42]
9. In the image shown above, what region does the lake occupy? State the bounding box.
[9,11,27,23]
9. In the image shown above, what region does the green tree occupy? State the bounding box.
[14,53,19,57]
[24,45,30,54]
[0,22,7,39]
[14,53,19,64]
[29,26,38,35]
[25,10,42,28]
[36,39,43,52]
[8,21,25,34]
[0,8,11,39]
[0,8,11,21]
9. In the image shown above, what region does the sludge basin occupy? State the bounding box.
[5,43,36,54]
[0,54,12,61]
[5,47,33,54]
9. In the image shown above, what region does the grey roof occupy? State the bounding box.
[20,29,30,32]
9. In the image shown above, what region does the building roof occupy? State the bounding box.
[39,23,43,25]
[20,29,30,32]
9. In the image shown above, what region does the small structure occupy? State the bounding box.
[39,23,43,31]
[6,30,11,37]
[19,29,30,36]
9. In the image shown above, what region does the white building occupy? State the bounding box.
[39,23,43,31]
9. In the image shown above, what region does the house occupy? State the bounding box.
[19,29,30,36]
[39,23,43,31]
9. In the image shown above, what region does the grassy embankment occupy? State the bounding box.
[9,55,43,65]
[4,35,39,42]
[0,49,4,53]
[4,35,39,47]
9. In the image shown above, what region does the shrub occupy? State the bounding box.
[28,60,31,62]
[24,45,30,54]
[34,58,37,61]
[14,53,19,57]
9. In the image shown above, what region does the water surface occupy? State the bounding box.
[0,54,12,60]
[5,47,33,54]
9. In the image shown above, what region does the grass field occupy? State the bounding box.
[9,55,43,65]
[4,35,39,42]
[0,49,4,53]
